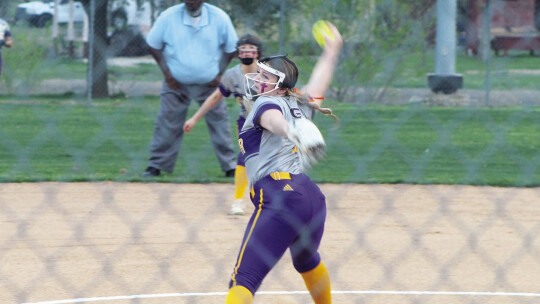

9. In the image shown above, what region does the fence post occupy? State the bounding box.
[481,0,492,106]
[278,0,285,54]
[86,0,94,104]
[67,0,75,58]
[427,0,463,94]
[52,0,59,55]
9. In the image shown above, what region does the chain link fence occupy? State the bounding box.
[1,0,540,303]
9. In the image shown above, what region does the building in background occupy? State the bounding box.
[465,0,540,56]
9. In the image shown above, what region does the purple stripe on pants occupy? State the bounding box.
[229,173,326,294]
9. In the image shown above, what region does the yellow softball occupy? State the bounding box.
[312,20,334,48]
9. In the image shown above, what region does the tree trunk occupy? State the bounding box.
[83,0,109,98]
[479,0,492,62]
[1,0,9,19]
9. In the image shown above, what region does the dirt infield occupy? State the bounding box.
[1,183,540,304]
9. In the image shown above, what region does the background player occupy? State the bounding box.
[0,18,13,78]
[184,34,263,215]
[225,22,343,303]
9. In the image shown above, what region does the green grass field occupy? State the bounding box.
[34,50,540,90]
[2,96,540,186]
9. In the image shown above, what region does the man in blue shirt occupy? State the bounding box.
[143,0,238,178]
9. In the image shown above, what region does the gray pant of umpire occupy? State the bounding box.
[147,81,237,173]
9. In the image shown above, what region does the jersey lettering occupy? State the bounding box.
[238,138,246,154]
[238,127,263,160]
[290,108,302,118]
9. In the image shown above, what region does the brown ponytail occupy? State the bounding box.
[287,88,339,125]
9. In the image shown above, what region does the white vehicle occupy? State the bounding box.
[109,0,162,32]
[15,0,87,28]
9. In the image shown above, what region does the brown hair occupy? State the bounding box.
[288,89,339,124]
[262,55,339,124]
[236,34,264,58]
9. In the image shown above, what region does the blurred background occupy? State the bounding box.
[0,0,538,102]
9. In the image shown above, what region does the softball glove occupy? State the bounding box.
[287,117,326,170]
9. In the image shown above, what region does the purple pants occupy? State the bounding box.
[229,172,326,294]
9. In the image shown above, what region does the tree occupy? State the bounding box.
[81,0,109,98]
[0,0,9,19]
[209,0,284,40]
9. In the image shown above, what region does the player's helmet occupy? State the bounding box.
[244,55,299,100]
[236,34,263,58]
[259,55,298,89]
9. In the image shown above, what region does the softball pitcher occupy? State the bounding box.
[0,18,13,78]
[184,34,264,215]
[225,23,343,304]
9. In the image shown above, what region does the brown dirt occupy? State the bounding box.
[1,183,540,304]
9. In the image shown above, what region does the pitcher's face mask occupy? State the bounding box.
[244,60,285,100]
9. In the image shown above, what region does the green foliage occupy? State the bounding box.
[266,0,438,102]
[209,0,284,40]
[2,0,538,102]
[338,0,434,101]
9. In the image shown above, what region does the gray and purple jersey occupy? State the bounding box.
[219,64,249,119]
[0,19,10,41]
[0,18,11,76]
[0,18,11,49]
[238,95,314,187]
[230,93,327,295]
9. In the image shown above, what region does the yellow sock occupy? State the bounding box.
[225,285,253,304]
[234,165,248,200]
[301,262,332,304]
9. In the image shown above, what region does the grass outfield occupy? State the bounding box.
[5,49,539,90]
[1,96,540,186]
